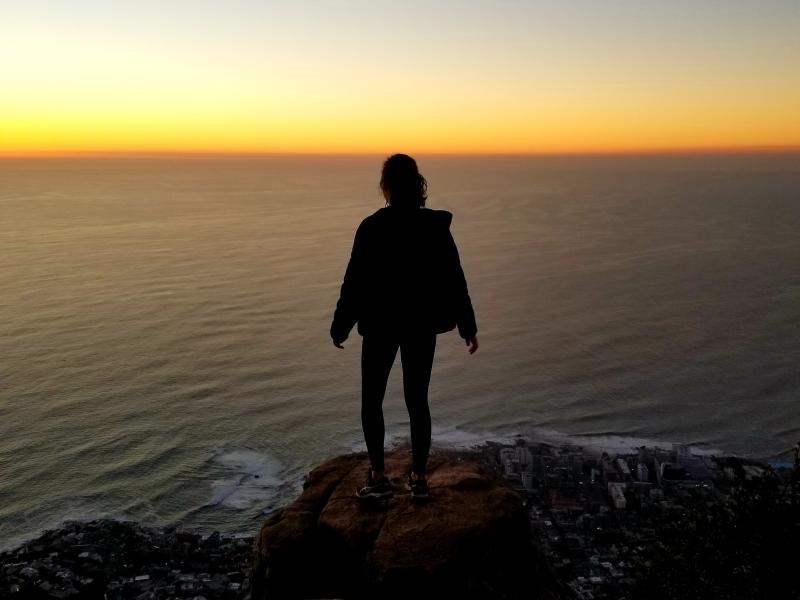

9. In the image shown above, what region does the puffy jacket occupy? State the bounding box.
[330,205,478,343]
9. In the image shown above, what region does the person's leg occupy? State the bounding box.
[361,334,399,476]
[400,332,437,477]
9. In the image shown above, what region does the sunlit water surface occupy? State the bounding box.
[1,154,798,549]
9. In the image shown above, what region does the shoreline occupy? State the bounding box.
[2,439,795,599]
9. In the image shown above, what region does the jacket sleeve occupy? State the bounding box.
[330,220,368,343]
[443,229,478,340]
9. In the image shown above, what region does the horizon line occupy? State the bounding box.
[1,145,799,159]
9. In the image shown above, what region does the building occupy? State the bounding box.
[607,483,626,510]
[500,448,516,465]
[504,460,519,478]
[660,462,689,483]
[515,446,533,468]
[521,471,535,490]
[601,454,619,483]
[674,444,690,464]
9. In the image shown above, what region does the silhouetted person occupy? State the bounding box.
[330,154,478,501]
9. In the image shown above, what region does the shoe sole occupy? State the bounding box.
[405,482,429,501]
[355,489,394,500]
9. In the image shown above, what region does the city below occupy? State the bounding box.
[476,439,796,600]
[1,439,796,599]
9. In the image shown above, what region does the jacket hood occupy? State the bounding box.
[428,208,453,228]
[374,206,453,229]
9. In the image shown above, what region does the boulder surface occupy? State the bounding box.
[251,447,542,599]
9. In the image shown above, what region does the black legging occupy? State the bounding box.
[361,331,437,476]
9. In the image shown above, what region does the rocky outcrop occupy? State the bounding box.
[251,448,543,600]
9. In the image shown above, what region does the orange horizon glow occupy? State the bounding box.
[3,145,800,159]
[2,2,799,157]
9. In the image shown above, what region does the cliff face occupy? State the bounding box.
[251,448,543,600]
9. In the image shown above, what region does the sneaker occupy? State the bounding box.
[355,469,393,500]
[405,472,429,501]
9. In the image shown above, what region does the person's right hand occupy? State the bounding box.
[466,336,479,354]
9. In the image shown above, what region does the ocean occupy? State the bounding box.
[1,153,798,550]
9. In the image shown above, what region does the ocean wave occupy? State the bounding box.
[374,423,726,458]
[206,448,284,510]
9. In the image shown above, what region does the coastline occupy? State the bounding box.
[2,438,795,599]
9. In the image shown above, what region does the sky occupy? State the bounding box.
[2,0,799,155]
